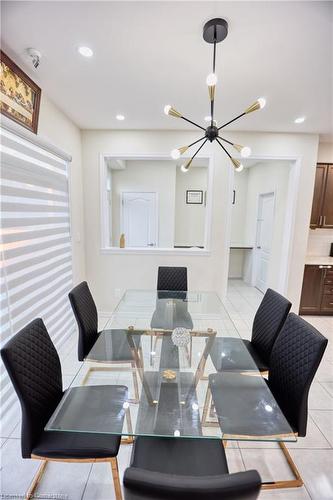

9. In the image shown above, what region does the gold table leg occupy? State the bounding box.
[261,442,303,489]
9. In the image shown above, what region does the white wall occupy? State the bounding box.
[317,142,333,163]
[38,94,86,284]
[110,160,176,247]
[174,166,207,247]
[230,168,250,245]
[81,129,319,313]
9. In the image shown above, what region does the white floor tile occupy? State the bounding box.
[309,382,333,410]
[36,460,92,500]
[289,449,333,500]
[321,382,333,398]
[310,410,333,447]
[0,438,42,497]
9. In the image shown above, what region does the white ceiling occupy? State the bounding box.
[1,1,333,138]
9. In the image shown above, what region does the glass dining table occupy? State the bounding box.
[46,289,296,443]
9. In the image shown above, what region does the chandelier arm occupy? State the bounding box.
[190,138,208,161]
[188,136,207,149]
[181,116,206,131]
[218,112,246,130]
[217,136,234,147]
[216,138,233,160]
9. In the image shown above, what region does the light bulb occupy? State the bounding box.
[294,116,306,124]
[78,46,93,57]
[181,164,189,173]
[241,146,251,158]
[171,148,181,160]
[206,73,217,86]
[258,97,266,109]
[235,163,244,172]
[164,105,171,115]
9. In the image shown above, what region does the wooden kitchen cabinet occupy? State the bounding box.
[310,163,333,229]
[299,265,333,315]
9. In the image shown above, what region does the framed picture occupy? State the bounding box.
[0,51,41,134]
[186,190,203,204]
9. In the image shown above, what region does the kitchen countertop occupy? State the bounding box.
[305,256,333,266]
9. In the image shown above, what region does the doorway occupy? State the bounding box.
[255,192,275,293]
[121,191,158,247]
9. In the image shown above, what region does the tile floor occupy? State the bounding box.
[1,279,332,499]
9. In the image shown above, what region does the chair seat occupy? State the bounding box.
[86,329,141,362]
[209,337,268,372]
[32,430,121,459]
[131,437,229,476]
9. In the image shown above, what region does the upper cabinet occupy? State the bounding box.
[310,163,333,229]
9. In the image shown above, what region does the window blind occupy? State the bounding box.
[0,127,75,424]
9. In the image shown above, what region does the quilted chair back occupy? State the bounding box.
[269,313,327,436]
[1,318,63,458]
[69,281,98,360]
[157,267,188,292]
[251,288,291,366]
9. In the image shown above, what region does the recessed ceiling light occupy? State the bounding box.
[116,114,125,121]
[78,46,93,58]
[294,116,306,124]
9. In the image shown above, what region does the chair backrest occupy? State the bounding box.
[157,267,188,292]
[0,318,63,458]
[123,467,261,500]
[68,281,98,360]
[269,313,328,436]
[251,288,291,365]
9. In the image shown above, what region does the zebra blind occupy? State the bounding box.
[0,126,75,423]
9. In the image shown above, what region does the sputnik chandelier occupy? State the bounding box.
[164,18,266,173]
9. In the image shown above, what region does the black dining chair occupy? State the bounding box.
[209,313,328,490]
[0,318,126,500]
[123,436,261,500]
[69,281,140,401]
[209,288,291,374]
[152,266,193,365]
[157,266,188,292]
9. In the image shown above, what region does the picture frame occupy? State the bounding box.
[186,190,203,204]
[0,51,41,134]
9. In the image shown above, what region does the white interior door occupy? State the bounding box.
[255,192,275,293]
[121,192,158,247]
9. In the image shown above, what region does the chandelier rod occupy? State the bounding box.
[188,136,206,148]
[211,27,217,127]
[218,112,246,130]
[190,138,208,161]
[217,136,234,147]
[181,116,206,131]
[216,137,232,159]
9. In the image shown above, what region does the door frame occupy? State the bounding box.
[254,191,276,292]
[120,191,159,248]
[225,155,301,297]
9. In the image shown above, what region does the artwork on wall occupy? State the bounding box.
[0,51,41,133]
[186,190,203,205]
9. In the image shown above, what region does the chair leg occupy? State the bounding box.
[261,442,303,489]
[25,460,48,499]
[110,457,123,500]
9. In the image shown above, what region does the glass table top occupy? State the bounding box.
[46,290,296,442]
